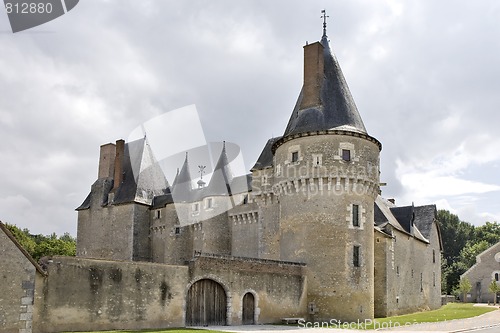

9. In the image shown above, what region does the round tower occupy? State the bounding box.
[271,31,381,321]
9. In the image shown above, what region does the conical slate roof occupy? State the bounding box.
[171,153,193,202]
[283,34,367,137]
[204,142,233,196]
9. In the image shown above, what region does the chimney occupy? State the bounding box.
[98,143,116,179]
[113,139,125,190]
[300,41,324,110]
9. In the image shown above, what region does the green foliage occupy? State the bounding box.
[459,240,491,268]
[4,223,76,261]
[457,277,472,302]
[488,280,500,305]
[438,210,500,295]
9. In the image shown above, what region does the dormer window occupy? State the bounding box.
[342,149,351,162]
[291,151,299,163]
[206,198,213,209]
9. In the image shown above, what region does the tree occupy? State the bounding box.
[488,280,500,305]
[459,240,491,268]
[4,223,76,261]
[458,277,472,303]
[474,222,500,245]
[438,210,475,294]
[5,223,36,254]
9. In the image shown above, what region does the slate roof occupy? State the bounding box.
[251,137,281,171]
[282,35,367,138]
[374,197,435,244]
[413,205,437,239]
[390,205,414,235]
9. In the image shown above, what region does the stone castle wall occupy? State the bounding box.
[374,224,441,317]
[33,256,188,333]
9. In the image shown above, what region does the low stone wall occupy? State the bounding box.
[34,256,188,333]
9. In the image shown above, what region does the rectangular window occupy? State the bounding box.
[243,195,249,204]
[156,210,161,219]
[291,151,299,163]
[174,227,180,235]
[433,249,436,263]
[342,149,351,161]
[206,198,213,209]
[396,266,400,276]
[193,203,199,212]
[420,273,423,292]
[352,204,359,227]
[353,246,360,267]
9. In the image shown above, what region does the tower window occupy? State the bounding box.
[352,204,360,227]
[291,151,299,163]
[312,154,322,166]
[353,246,360,267]
[243,195,249,204]
[342,149,351,162]
[156,210,161,219]
[433,249,436,263]
[174,227,180,235]
[420,273,423,292]
[495,273,499,282]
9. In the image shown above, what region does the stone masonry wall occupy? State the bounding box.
[188,254,307,324]
[33,256,188,333]
[0,228,39,333]
[462,242,500,303]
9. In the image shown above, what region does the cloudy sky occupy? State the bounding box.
[1,0,499,236]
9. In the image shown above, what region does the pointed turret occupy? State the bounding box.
[171,153,193,202]
[205,142,233,196]
[283,30,367,137]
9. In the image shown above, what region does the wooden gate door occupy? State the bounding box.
[242,292,255,325]
[186,279,227,326]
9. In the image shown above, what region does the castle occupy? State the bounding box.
[0,23,443,333]
[74,28,443,324]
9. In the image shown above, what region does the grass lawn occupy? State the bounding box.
[358,303,498,330]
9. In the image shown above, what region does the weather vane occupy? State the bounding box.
[198,165,206,180]
[321,9,329,37]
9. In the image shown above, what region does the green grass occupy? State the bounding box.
[358,303,497,330]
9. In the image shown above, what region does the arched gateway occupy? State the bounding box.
[186,279,227,326]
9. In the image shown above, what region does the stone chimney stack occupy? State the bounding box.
[98,143,116,179]
[300,41,324,110]
[113,139,125,190]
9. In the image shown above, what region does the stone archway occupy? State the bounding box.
[242,292,255,325]
[186,279,227,326]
